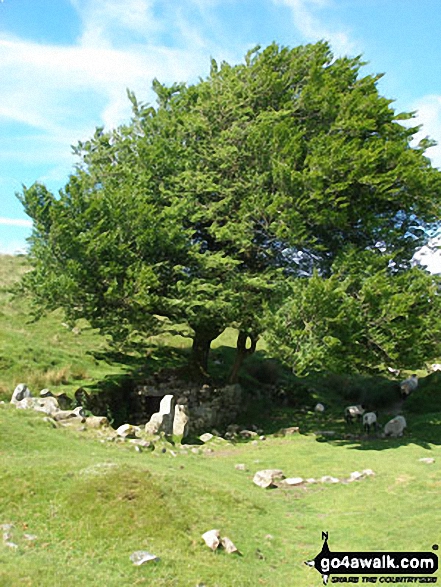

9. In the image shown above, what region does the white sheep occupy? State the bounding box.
[344,405,365,424]
[430,364,441,372]
[314,403,325,413]
[400,374,418,398]
[384,415,407,437]
[362,411,377,433]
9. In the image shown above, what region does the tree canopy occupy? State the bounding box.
[19,41,441,378]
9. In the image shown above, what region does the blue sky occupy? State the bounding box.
[1,0,441,270]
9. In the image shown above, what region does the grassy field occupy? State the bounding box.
[1,254,441,586]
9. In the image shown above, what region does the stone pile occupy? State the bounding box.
[252,468,376,489]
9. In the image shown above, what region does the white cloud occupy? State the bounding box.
[410,95,441,170]
[272,0,358,56]
[0,217,33,228]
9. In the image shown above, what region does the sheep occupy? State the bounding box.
[362,411,377,433]
[400,374,418,399]
[344,405,365,424]
[430,363,441,372]
[384,415,407,438]
[314,403,325,413]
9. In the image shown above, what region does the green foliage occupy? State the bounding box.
[266,250,441,375]
[19,42,441,375]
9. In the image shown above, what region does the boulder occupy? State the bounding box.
[173,404,189,439]
[130,551,160,565]
[202,529,221,551]
[32,396,60,416]
[85,416,110,429]
[253,469,285,489]
[11,384,32,405]
[116,424,141,438]
[145,394,175,436]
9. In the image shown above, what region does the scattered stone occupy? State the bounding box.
[253,469,285,489]
[202,529,221,551]
[306,478,317,484]
[145,395,176,436]
[282,477,304,486]
[235,464,247,471]
[53,409,85,422]
[116,424,141,439]
[220,536,240,554]
[130,551,160,565]
[347,471,364,482]
[173,404,190,438]
[419,457,435,464]
[239,430,258,439]
[85,416,110,429]
[32,396,60,416]
[11,383,32,405]
[199,433,214,443]
[191,448,201,455]
[362,468,375,477]
[259,435,266,441]
[320,475,340,484]
[23,534,37,542]
[277,426,300,436]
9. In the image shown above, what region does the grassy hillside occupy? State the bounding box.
[1,403,441,586]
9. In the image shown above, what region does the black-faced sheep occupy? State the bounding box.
[344,405,365,424]
[362,411,377,433]
[400,374,418,399]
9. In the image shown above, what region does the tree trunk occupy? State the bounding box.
[229,331,258,384]
[191,326,223,378]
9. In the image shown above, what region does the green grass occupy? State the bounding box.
[1,403,441,586]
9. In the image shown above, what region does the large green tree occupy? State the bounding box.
[19,42,441,378]
[265,249,441,375]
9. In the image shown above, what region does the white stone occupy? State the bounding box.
[173,404,189,438]
[116,424,141,438]
[253,469,285,488]
[283,477,304,486]
[419,457,435,464]
[202,529,220,551]
[130,551,160,565]
[199,433,214,443]
[320,475,340,484]
[32,396,60,416]
[348,471,363,482]
[11,383,32,405]
[221,536,239,554]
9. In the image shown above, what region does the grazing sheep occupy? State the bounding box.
[384,415,407,437]
[362,411,377,433]
[431,364,441,372]
[400,374,418,399]
[314,403,325,413]
[344,405,365,424]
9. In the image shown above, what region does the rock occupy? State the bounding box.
[202,529,221,551]
[306,478,317,484]
[348,471,364,482]
[116,424,141,439]
[173,404,189,439]
[221,536,240,554]
[320,475,340,484]
[419,457,435,464]
[32,396,60,416]
[145,394,175,435]
[239,430,258,439]
[277,426,300,436]
[235,464,247,471]
[199,433,214,443]
[15,397,37,410]
[253,469,285,489]
[361,469,375,477]
[130,551,160,565]
[282,477,304,486]
[53,409,85,422]
[39,389,53,398]
[11,383,32,405]
[85,416,110,429]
